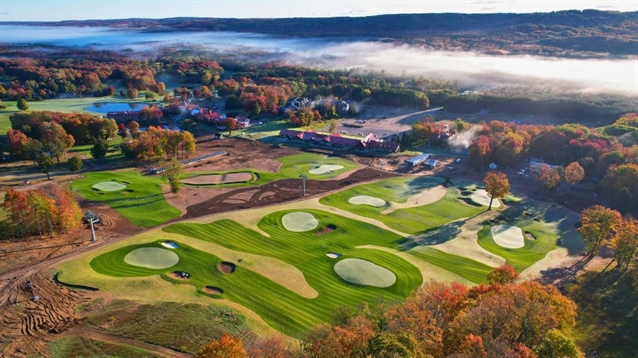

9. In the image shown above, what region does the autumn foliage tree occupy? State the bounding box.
[564,161,585,186]
[484,171,510,210]
[486,264,519,285]
[195,333,247,358]
[2,186,82,238]
[578,205,622,257]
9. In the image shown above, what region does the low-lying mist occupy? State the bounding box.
[3,25,637,96]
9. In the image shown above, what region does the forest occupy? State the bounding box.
[7,10,637,57]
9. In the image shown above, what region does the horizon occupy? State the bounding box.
[0,0,636,22]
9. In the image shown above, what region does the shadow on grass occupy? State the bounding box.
[397,220,464,250]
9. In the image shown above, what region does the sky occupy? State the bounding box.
[0,0,636,21]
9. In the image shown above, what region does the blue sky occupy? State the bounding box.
[0,0,636,21]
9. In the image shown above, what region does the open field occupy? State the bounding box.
[71,171,181,227]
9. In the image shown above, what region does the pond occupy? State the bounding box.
[84,102,148,113]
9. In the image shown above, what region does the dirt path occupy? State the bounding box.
[62,327,191,358]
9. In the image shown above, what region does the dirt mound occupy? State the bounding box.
[203,286,224,295]
[0,272,91,357]
[315,224,337,235]
[217,262,236,274]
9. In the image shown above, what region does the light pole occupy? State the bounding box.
[378,160,385,177]
[300,173,307,197]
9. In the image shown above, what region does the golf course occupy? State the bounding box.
[58,170,584,338]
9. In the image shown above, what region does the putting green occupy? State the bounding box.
[124,247,179,269]
[348,195,386,207]
[334,258,397,288]
[491,225,524,249]
[92,181,127,192]
[470,189,501,208]
[309,165,344,175]
[281,212,319,232]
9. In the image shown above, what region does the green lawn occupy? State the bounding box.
[476,201,584,271]
[408,247,493,284]
[80,209,423,336]
[277,153,360,180]
[70,171,181,227]
[49,337,162,358]
[320,177,484,234]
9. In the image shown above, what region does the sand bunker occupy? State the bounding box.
[381,185,448,214]
[181,172,253,185]
[348,195,386,207]
[309,165,344,175]
[491,225,525,249]
[470,189,502,208]
[161,241,179,249]
[124,247,179,269]
[217,261,236,274]
[326,252,342,259]
[92,181,126,192]
[204,286,224,295]
[334,258,396,288]
[282,212,319,232]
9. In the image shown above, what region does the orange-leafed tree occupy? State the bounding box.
[534,164,562,192]
[486,264,519,285]
[564,161,585,186]
[195,333,247,358]
[384,298,444,356]
[51,186,83,233]
[484,171,510,210]
[610,218,638,269]
[578,205,622,257]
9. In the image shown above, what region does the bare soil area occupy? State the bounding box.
[181,172,254,185]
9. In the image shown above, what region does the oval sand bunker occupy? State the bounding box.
[470,189,502,208]
[92,181,127,192]
[124,247,179,269]
[491,224,525,249]
[282,212,319,232]
[334,258,396,288]
[348,195,386,207]
[309,165,344,175]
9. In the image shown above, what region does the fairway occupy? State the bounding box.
[321,176,483,234]
[334,258,397,287]
[71,171,181,227]
[277,153,358,179]
[124,248,179,269]
[92,181,127,192]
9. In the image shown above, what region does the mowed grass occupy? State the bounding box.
[320,177,483,234]
[277,153,359,179]
[87,209,422,336]
[408,248,493,284]
[477,201,584,271]
[71,171,181,227]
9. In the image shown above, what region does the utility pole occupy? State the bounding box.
[378,160,385,177]
[300,173,307,197]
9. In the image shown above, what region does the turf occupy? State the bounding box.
[88,209,423,336]
[476,201,584,271]
[320,176,483,234]
[71,171,181,227]
[277,153,359,179]
[408,247,493,284]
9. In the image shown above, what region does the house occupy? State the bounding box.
[278,129,399,152]
[234,116,250,129]
[281,97,311,113]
